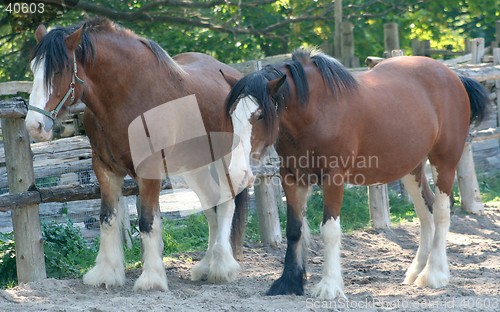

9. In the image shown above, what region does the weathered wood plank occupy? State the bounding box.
[470,127,500,142]
[0,81,32,96]
[0,179,172,212]
[450,65,500,82]
[0,98,27,119]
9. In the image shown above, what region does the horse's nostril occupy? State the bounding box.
[37,122,43,131]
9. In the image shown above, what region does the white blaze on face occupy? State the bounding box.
[231,96,260,174]
[25,58,54,141]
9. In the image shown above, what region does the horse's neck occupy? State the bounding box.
[81,38,186,126]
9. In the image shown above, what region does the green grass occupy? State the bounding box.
[305,186,416,234]
[479,174,500,204]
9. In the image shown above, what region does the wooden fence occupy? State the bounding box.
[1,46,500,286]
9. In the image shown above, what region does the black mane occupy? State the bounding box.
[31,17,179,92]
[225,48,358,131]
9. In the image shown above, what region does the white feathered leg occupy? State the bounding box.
[312,217,345,299]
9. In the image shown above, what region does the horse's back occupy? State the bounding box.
[172,52,242,132]
[174,52,241,78]
[359,56,469,118]
[345,56,470,183]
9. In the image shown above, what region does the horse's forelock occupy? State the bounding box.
[32,27,72,92]
[226,68,288,134]
[31,22,98,93]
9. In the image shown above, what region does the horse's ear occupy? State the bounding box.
[65,25,84,51]
[220,69,239,87]
[35,24,47,43]
[268,74,287,96]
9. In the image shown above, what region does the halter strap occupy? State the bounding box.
[28,50,84,121]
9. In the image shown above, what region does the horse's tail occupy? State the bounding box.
[231,187,249,260]
[459,75,489,125]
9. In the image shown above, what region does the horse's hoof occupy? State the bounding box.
[266,275,305,296]
[414,265,449,288]
[133,270,168,291]
[207,244,240,283]
[311,278,346,300]
[83,264,125,289]
[191,257,210,281]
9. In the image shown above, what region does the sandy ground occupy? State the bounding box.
[1,204,499,312]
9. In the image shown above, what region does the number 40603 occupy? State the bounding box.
[4,2,45,14]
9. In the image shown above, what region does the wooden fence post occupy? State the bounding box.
[495,20,500,48]
[254,147,282,247]
[471,38,485,64]
[494,48,500,154]
[1,116,46,283]
[334,0,343,59]
[383,22,399,57]
[456,38,485,215]
[341,22,358,67]
[368,185,391,228]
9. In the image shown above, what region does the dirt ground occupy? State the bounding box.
[1,204,499,312]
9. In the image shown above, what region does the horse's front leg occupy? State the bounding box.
[185,163,240,283]
[267,173,309,296]
[312,179,346,299]
[83,156,127,288]
[133,178,168,291]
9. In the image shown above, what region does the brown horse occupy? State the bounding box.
[225,48,488,299]
[25,18,252,291]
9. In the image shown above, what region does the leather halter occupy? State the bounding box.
[28,50,84,121]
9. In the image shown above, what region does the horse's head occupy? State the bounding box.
[225,69,287,167]
[25,24,87,141]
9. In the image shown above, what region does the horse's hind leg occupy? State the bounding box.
[133,178,168,291]
[413,162,452,288]
[401,163,435,285]
[83,156,126,288]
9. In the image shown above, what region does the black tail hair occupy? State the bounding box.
[459,76,489,125]
[231,188,249,260]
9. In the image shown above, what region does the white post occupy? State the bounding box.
[456,38,485,215]
[457,144,484,214]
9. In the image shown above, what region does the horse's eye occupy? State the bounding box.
[254,109,263,120]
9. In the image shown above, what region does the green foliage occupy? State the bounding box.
[1,0,497,82]
[0,232,17,288]
[1,220,97,288]
[388,191,416,223]
[245,210,262,242]
[162,214,209,254]
[42,220,97,279]
[479,174,500,204]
